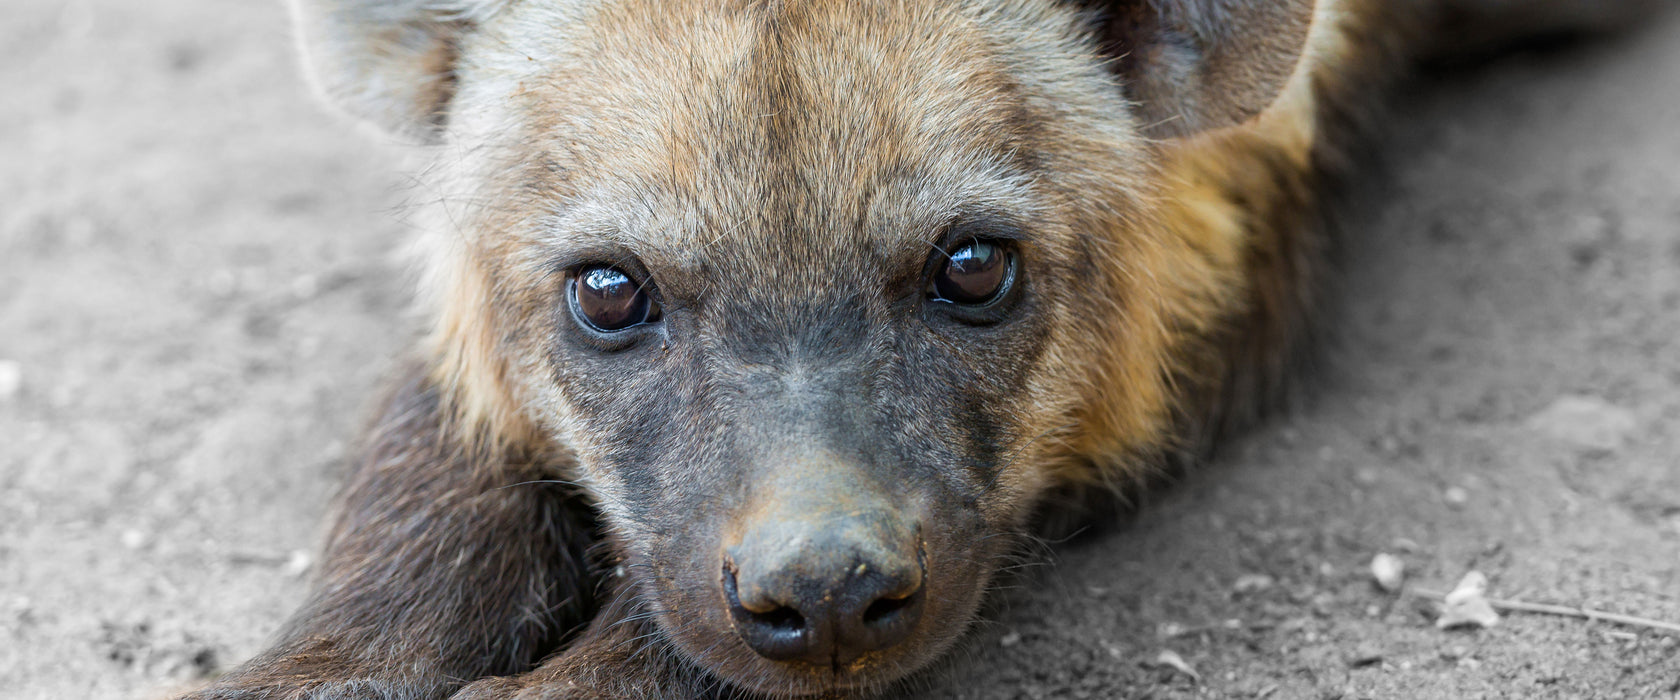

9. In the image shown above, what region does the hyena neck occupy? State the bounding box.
[1084,0,1422,484]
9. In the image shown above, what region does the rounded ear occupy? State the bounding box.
[288,0,493,143]
[1081,0,1318,138]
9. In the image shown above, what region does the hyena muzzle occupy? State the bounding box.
[181,0,1658,698]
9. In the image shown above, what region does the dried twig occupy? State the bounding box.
[1412,587,1680,635]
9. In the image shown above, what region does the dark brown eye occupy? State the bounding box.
[571,266,660,332]
[931,239,1013,306]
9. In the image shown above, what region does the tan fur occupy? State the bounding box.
[178,0,1655,697]
[416,0,1295,488]
[412,0,1354,495]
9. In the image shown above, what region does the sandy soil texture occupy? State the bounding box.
[2,2,1677,699]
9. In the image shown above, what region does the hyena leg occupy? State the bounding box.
[452,581,712,700]
[1432,0,1665,56]
[182,366,598,699]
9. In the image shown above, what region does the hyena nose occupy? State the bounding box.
[724,516,925,666]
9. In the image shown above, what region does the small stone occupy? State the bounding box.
[120,529,150,550]
[1436,571,1501,630]
[0,360,21,400]
[1234,574,1275,594]
[999,631,1021,647]
[1444,487,1469,507]
[1348,644,1384,668]
[1100,639,1125,660]
[282,550,313,578]
[1370,553,1405,592]
[1146,649,1200,683]
[1527,395,1637,453]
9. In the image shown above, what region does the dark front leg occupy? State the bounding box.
[452,581,715,700]
[182,366,598,699]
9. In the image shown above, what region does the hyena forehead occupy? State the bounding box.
[446,0,1134,280]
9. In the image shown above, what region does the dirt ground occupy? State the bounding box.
[2,2,1677,699]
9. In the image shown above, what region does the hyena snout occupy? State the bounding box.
[722,464,925,666]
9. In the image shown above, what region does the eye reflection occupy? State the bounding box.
[930,239,1012,306]
[572,266,660,332]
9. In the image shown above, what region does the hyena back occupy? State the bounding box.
[182,0,1656,697]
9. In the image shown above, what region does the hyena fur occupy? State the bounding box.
[180,0,1658,698]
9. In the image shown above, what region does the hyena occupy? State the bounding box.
[184,0,1656,697]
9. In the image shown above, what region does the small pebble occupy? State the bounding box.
[1234,574,1275,594]
[1147,649,1200,683]
[1348,644,1384,668]
[1370,553,1405,592]
[1527,395,1636,452]
[0,360,21,400]
[120,529,150,550]
[1444,487,1469,507]
[282,550,313,578]
[999,631,1021,647]
[1437,571,1500,629]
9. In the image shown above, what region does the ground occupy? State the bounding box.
[1,2,1676,699]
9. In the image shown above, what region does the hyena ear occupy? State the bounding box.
[1082,0,1317,138]
[288,0,491,142]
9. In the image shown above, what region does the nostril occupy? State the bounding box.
[843,570,925,655]
[725,564,817,662]
[862,591,914,627]
[751,604,805,633]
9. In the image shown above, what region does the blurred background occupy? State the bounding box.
[1,1,1677,698]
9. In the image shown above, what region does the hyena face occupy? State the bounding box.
[294,0,1314,694]
[447,5,1124,691]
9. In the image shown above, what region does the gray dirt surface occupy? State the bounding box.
[2,1,1677,699]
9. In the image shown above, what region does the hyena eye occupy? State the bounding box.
[930,239,1014,306]
[571,266,662,332]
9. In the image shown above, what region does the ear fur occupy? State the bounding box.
[288,0,500,142]
[1080,0,1317,138]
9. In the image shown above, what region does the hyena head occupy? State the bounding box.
[294,0,1313,694]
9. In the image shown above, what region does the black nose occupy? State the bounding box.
[724,534,925,665]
